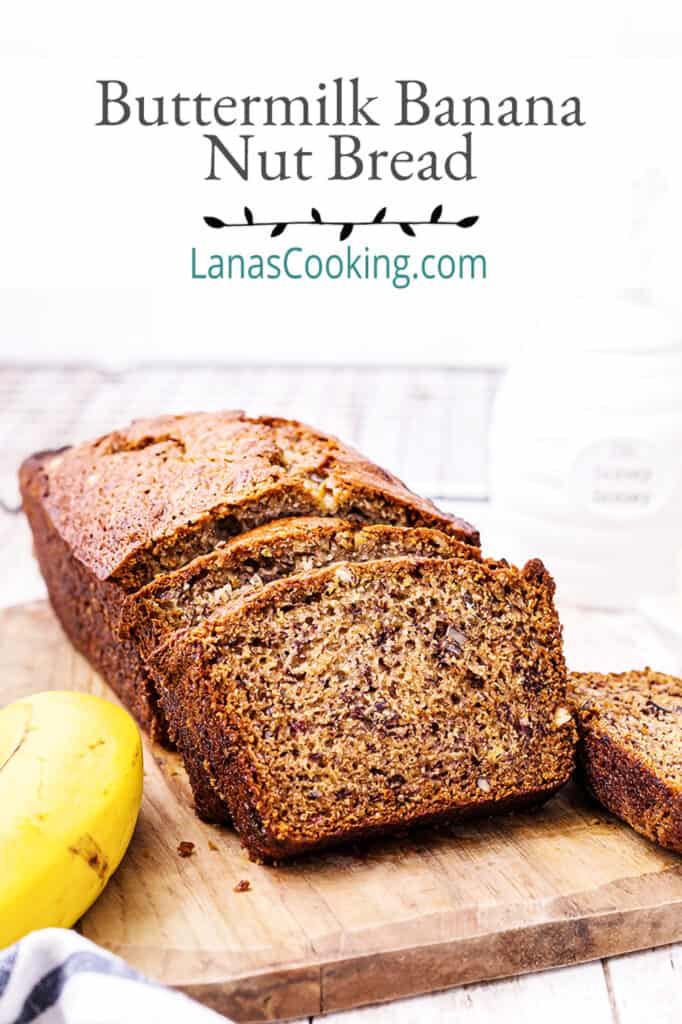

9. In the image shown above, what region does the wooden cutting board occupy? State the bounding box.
[3,601,682,1022]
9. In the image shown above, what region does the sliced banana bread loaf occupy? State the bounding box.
[131,519,481,823]
[20,412,478,745]
[570,669,682,852]
[125,517,481,659]
[152,556,576,862]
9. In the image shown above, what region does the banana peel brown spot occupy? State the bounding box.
[68,832,109,881]
[0,705,33,774]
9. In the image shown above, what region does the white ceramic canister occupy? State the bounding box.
[488,296,682,609]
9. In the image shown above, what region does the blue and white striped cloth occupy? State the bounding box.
[0,930,226,1024]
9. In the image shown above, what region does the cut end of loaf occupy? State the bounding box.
[156,556,576,862]
[570,669,682,853]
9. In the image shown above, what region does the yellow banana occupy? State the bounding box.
[0,691,143,948]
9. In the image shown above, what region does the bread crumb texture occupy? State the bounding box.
[155,555,575,862]
[126,517,481,657]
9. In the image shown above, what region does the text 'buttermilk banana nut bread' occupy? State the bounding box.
[130,517,483,824]
[152,556,576,862]
[20,411,479,743]
[570,669,682,853]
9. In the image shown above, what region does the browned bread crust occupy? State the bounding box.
[21,449,226,820]
[124,517,482,660]
[19,450,170,742]
[152,556,576,862]
[570,669,682,853]
[27,411,478,591]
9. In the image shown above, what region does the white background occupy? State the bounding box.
[1,1,681,366]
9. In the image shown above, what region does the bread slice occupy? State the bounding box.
[125,517,481,659]
[570,669,682,852]
[128,518,482,822]
[152,556,576,862]
[19,413,478,745]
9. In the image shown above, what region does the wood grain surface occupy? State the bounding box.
[2,600,682,1023]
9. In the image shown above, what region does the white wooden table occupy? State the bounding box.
[1,365,680,1023]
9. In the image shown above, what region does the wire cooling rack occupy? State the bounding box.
[0,363,499,511]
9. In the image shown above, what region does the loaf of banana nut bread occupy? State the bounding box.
[20,411,478,747]
[570,669,682,853]
[152,555,576,862]
[128,517,482,822]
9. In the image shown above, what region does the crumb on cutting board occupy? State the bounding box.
[233,879,251,893]
[177,841,195,858]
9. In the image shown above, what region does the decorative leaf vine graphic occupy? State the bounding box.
[204,207,478,240]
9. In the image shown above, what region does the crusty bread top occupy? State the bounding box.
[18,411,479,587]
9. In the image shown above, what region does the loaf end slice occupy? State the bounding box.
[154,556,576,862]
[570,669,682,853]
